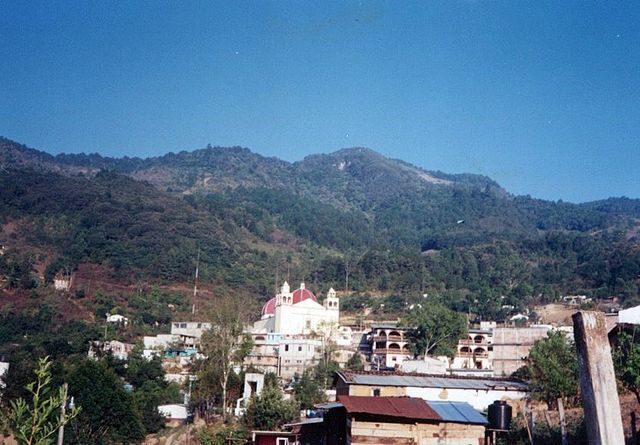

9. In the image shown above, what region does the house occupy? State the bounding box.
[278,338,323,380]
[170,321,211,346]
[618,305,640,325]
[88,340,135,360]
[492,325,550,376]
[450,328,493,375]
[334,370,528,411]
[368,324,412,369]
[53,273,72,291]
[401,357,448,375]
[251,430,297,445]
[106,314,128,325]
[323,395,487,445]
[157,404,189,426]
[0,361,9,393]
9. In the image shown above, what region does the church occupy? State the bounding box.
[250,281,340,335]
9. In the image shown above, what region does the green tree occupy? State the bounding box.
[244,385,298,431]
[66,359,144,444]
[292,370,326,410]
[527,331,579,408]
[401,302,467,357]
[345,352,364,371]
[201,296,254,421]
[5,357,80,445]
[613,330,640,404]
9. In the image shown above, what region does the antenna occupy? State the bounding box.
[192,247,200,316]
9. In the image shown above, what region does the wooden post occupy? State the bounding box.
[557,398,568,445]
[572,311,625,445]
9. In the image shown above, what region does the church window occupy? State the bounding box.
[285,345,289,352]
[298,346,302,352]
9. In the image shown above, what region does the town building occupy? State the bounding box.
[450,328,493,374]
[323,396,487,445]
[492,325,551,376]
[88,340,135,361]
[334,370,528,411]
[368,324,412,369]
[170,321,211,346]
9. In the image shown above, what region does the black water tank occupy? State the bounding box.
[488,400,512,431]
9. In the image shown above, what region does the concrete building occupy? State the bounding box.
[369,324,412,369]
[450,328,493,373]
[170,321,211,346]
[492,325,551,376]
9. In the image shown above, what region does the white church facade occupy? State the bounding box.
[250,281,340,335]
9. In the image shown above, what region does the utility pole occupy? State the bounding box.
[56,383,68,445]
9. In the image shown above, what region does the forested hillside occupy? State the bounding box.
[1,137,639,322]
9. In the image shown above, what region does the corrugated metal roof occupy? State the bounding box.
[337,370,528,391]
[428,401,488,425]
[337,396,441,421]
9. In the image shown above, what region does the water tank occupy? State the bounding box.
[488,400,512,431]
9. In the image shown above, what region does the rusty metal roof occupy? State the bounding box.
[337,396,441,421]
[336,370,528,391]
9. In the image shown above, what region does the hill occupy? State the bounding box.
[1,136,639,324]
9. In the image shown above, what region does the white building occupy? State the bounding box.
[0,361,9,393]
[88,340,135,360]
[170,321,211,346]
[252,282,339,336]
[106,314,128,325]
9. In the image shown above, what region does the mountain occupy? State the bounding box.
[1,136,639,321]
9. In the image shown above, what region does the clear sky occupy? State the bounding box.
[1,1,639,203]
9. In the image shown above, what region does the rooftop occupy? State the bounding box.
[335,370,528,392]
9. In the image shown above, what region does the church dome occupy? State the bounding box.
[261,298,277,318]
[260,283,318,318]
[292,287,317,304]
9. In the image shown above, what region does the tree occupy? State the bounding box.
[66,359,144,444]
[401,302,467,357]
[345,352,364,371]
[200,296,253,421]
[292,370,326,410]
[613,330,640,404]
[526,330,579,408]
[244,385,298,431]
[5,357,80,445]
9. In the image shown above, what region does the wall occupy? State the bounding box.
[349,420,485,445]
[492,326,550,376]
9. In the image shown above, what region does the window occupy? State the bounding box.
[197,323,202,328]
[173,323,179,328]
[276,439,289,445]
[180,323,187,328]
[306,320,311,329]
[373,388,381,397]
[298,346,302,352]
[285,345,289,352]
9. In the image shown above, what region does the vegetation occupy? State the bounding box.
[200,296,253,421]
[4,357,80,445]
[523,331,579,408]
[401,302,468,357]
[243,384,297,431]
[613,330,640,404]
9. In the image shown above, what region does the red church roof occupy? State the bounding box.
[261,284,318,317]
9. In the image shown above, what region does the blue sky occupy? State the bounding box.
[1,1,639,203]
